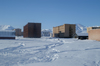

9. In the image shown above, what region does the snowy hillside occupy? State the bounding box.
[0,25,15,30]
[0,37,100,66]
[76,24,87,33]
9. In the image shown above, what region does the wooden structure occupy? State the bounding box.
[23,23,41,38]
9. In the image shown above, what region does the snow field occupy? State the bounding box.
[0,37,100,66]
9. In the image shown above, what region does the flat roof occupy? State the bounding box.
[77,33,88,36]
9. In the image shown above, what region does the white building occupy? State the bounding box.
[0,30,15,39]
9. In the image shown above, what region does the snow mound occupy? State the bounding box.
[0,25,15,30]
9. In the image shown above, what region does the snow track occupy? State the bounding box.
[0,37,100,66]
[0,42,62,66]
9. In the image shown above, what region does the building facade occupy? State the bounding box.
[14,29,22,36]
[0,30,15,39]
[23,23,41,38]
[88,29,100,41]
[53,24,76,38]
[87,27,100,33]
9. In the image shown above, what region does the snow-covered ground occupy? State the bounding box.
[0,37,100,66]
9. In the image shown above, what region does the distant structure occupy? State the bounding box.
[14,28,22,36]
[23,22,41,38]
[87,26,100,33]
[0,30,15,39]
[41,29,51,36]
[50,33,53,37]
[53,24,76,38]
[21,32,23,36]
[88,29,100,41]
[77,33,88,40]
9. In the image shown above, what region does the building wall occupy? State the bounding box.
[53,24,75,38]
[87,27,100,33]
[23,23,41,38]
[24,24,29,37]
[0,30,15,39]
[59,25,65,33]
[53,27,59,37]
[65,24,76,37]
[87,27,92,33]
[53,25,65,37]
[14,29,22,36]
[70,24,76,37]
[28,23,34,37]
[58,25,65,37]
[64,24,69,37]
[88,29,100,41]
[33,23,41,38]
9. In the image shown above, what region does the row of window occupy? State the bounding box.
[0,32,15,35]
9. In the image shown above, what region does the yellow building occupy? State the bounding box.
[87,27,100,33]
[53,24,76,38]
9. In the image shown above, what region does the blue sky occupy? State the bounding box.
[0,0,100,31]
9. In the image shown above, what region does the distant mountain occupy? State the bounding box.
[0,25,15,30]
[41,29,52,33]
[41,29,52,36]
[76,24,87,33]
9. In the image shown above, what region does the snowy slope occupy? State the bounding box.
[0,25,15,30]
[76,24,87,33]
[0,37,100,66]
[76,24,88,36]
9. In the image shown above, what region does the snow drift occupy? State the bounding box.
[0,37,100,66]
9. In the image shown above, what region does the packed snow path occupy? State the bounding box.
[0,37,100,66]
